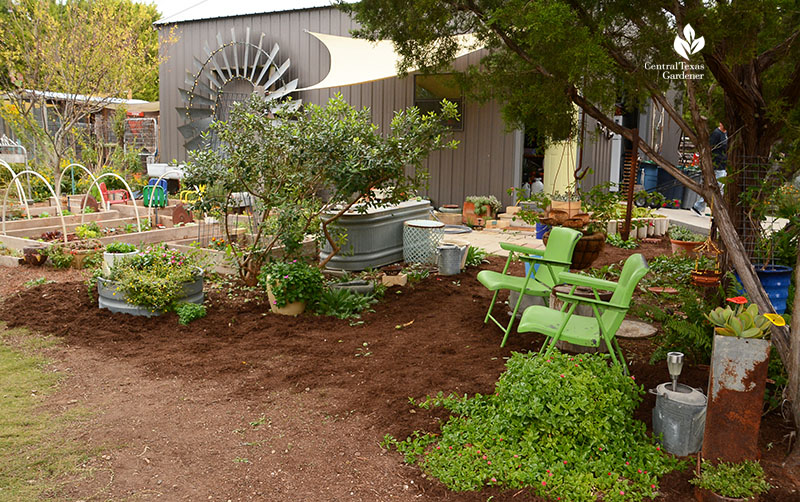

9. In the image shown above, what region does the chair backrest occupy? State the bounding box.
[148,178,168,193]
[535,227,582,287]
[600,253,649,333]
[143,185,166,207]
[97,182,109,201]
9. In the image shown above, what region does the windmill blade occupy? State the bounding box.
[263,59,290,89]
[186,73,216,98]
[266,78,298,101]
[255,43,280,86]
[178,117,214,139]
[231,28,240,77]
[179,88,216,108]
[176,107,214,122]
[185,134,210,152]
[243,27,251,76]
[250,33,265,80]
[216,32,233,80]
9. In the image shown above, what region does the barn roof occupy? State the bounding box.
[154,0,345,26]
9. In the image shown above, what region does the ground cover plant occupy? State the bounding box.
[383,351,684,501]
[691,460,771,499]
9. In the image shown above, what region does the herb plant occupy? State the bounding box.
[690,460,771,498]
[175,302,207,325]
[317,288,377,319]
[606,233,638,249]
[258,260,324,309]
[105,242,137,254]
[383,352,683,501]
[466,195,502,216]
[75,222,102,239]
[465,246,489,267]
[668,225,704,242]
[44,244,74,269]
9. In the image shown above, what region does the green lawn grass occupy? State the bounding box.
[0,325,92,501]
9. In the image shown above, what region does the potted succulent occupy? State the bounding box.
[669,225,704,256]
[691,459,771,501]
[701,297,785,464]
[96,244,204,318]
[463,195,502,226]
[103,241,138,273]
[259,259,324,316]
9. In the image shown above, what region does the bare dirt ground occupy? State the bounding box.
[1,238,798,501]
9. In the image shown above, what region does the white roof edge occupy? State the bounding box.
[153,1,351,26]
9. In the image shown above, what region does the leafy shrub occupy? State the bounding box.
[668,225,704,242]
[259,260,324,308]
[317,288,376,319]
[641,254,695,287]
[175,302,207,325]
[690,460,770,498]
[44,244,74,269]
[105,241,137,254]
[383,352,683,501]
[75,222,102,239]
[465,246,489,267]
[106,245,201,311]
[606,233,638,249]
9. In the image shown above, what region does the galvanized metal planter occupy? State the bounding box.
[97,270,204,317]
[319,200,432,271]
[702,334,770,463]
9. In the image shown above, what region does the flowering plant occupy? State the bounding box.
[704,296,784,338]
[105,244,202,311]
[258,259,323,309]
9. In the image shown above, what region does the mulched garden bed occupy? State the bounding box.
[0,236,797,501]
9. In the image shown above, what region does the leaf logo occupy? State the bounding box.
[673,24,705,59]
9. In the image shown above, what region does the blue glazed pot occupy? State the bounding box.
[535,223,551,239]
[737,265,793,314]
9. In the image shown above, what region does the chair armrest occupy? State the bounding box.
[500,242,544,256]
[555,292,628,311]
[558,271,619,291]
[519,254,572,267]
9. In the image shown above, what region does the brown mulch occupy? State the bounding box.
[0,237,798,501]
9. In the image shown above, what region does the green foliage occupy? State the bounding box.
[23,277,54,288]
[81,249,103,269]
[705,303,774,339]
[690,460,771,498]
[668,225,705,242]
[642,254,696,287]
[466,195,501,215]
[105,244,201,312]
[606,233,638,249]
[74,222,102,240]
[105,241,137,254]
[44,244,73,269]
[258,260,324,309]
[186,93,457,284]
[402,263,430,284]
[383,352,683,500]
[317,288,377,319]
[465,246,489,267]
[175,302,207,325]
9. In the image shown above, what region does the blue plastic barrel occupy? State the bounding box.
[735,265,793,314]
[535,223,551,239]
[640,161,659,191]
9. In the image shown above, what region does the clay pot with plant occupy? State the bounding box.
[669,225,705,256]
[691,459,771,502]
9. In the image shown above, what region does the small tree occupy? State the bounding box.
[0,0,166,190]
[185,93,457,285]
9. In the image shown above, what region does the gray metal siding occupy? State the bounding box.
[578,113,614,191]
[157,6,518,207]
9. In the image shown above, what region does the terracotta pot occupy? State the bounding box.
[265,281,306,316]
[548,209,569,224]
[462,201,477,226]
[695,486,759,502]
[691,270,722,287]
[670,239,702,257]
[543,231,605,270]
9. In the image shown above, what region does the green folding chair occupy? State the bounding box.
[476,227,582,347]
[518,253,649,372]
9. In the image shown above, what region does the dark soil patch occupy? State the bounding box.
[0,240,798,501]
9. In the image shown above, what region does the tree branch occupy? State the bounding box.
[756,29,800,73]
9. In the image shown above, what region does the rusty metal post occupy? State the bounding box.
[621,128,639,241]
[702,334,771,463]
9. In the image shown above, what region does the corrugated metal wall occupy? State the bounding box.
[157,7,518,207]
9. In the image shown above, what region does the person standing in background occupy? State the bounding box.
[692,122,728,216]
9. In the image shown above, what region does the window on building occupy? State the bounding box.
[414,74,463,131]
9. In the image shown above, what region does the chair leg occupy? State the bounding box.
[499,289,531,348]
[484,290,500,324]
[539,302,577,358]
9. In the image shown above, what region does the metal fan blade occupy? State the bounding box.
[243,27,251,75]
[185,135,210,152]
[178,117,214,139]
[217,32,233,80]
[231,28,239,77]
[264,59,290,89]
[250,33,265,80]
[255,43,279,86]
[266,78,298,101]
[179,89,216,108]
[176,107,214,122]
[185,74,216,98]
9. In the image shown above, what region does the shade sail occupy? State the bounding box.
[298,31,479,91]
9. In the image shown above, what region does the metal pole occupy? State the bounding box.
[621,128,640,241]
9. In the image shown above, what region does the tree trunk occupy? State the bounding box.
[783,245,800,482]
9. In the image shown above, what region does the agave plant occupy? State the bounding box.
[704,297,784,338]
